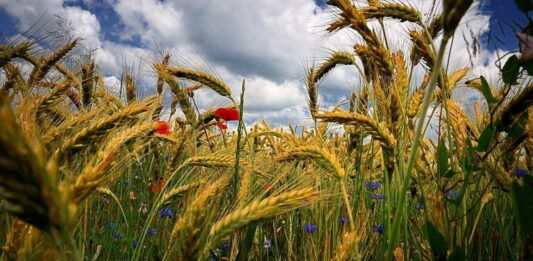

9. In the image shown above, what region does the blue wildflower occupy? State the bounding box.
[112,231,121,240]
[516,166,529,177]
[339,216,347,225]
[415,204,425,210]
[445,190,460,200]
[166,209,174,217]
[370,193,384,200]
[365,181,380,190]
[105,223,118,229]
[373,225,384,233]
[415,197,425,210]
[263,238,272,249]
[221,242,231,250]
[123,179,129,186]
[304,224,317,233]
[147,228,158,235]
[132,240,137,249]
[159,208,174,218]
[164,155,170,161]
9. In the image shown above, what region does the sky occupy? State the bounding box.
[0,0,528,130]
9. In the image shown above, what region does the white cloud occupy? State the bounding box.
[0,0,506,129]
[113,0,183,44]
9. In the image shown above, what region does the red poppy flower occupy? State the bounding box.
[155,121,171,135]
[214,108,239,121]
[264,183,272,190]
[151,183,157,193]
[158,177,164,191]
[216,122,227,129]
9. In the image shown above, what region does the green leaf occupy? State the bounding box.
[476,125,494,152]
[425,221,448,260]
[521,59,533,76]
[502,55,520,85]
[479,76,499,104]
[437,139,449,177]
[514,0,533,13]
[511,176,533,238]
[448,246,467,261]
[506,111,529,140]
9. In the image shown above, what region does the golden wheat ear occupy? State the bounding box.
[167,67,232,99]
[201,187,318,258]
[0,41,33,68]
[0,95,77,245]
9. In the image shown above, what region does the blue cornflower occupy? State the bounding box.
[123,179,129,186]
[159,208,174,218]
[415,197,425,210]
[221,242,231,250]
[516,166,529,177]
[370,193,384,200]
[164,155,170,161]
[166,209,174,217]
[112,231,121,240]
[415,204,425,210]
[263,238,272,249]
[147,228,158,235]
[445,190,460,200]
[365,181,380,190]
[105,223,118,229]
[304,224,317,233]
[339,216,347,225]
[132,240,137,249]
[373,225,384,234]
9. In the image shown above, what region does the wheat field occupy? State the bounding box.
[1,0,533,260]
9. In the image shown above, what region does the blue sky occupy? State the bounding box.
[0,0,528,129]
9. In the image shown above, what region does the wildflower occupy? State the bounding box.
[517,32,533,61]
[516,166,529,177]
[365,181,380,190]
[151,177,165,193]
[304,224,317,233]
[370,193,384,200]
[445,190,460,200]
[373,224,384,234]
[221,242,231,250]
[155,121,171,135]
[164,155,169,161]
[129,191,136,207]
[159,208,174,218]
[132,240,138,249]
[112,231,121,240]
[139,202,147,215]
[216,122,228,130]
[264,183,272,190]
[263,238,272,249]
[105,223,117,229]
[339,217,347,225]
[158,177,165,191]
[415,197,425,210]
[214,107,239,121]
[123,179,129,186]
[147,228,158,235]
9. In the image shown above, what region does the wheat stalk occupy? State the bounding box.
[167,67,232,99]
[276,145,345,179]
[202,187,318,255]
[72,121,158,202]
[53,96,157,162]
[315,111,396,149]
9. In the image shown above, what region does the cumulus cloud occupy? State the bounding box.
[0,0,506,129]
